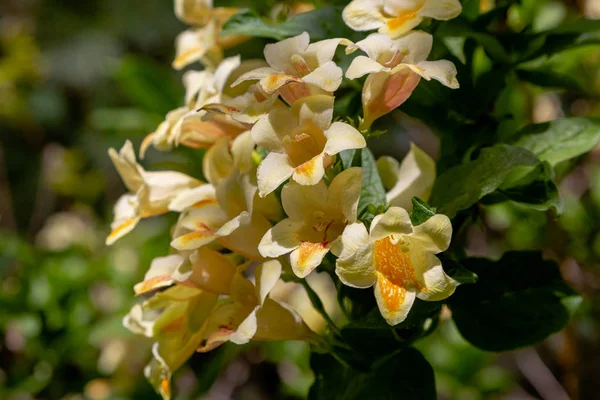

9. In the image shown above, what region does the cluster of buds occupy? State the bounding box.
[109,1,462,398]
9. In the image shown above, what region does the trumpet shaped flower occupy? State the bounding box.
[106,141,204,245]
[343,0,462,38]
[377,143,436,210]
[260,167,363,278]
[232,32,350,104]
[346,31,459,129]
[251,95,366,197]
[335,207,457,325]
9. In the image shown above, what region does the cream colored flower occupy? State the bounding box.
[334,207,456,325]
[251,95,366,197]
[343,0,462,38]
[377,143,436,210]
[346,31,458,129]
[106,141,204,245]
[174,0,239,26]
[259,167,362,278]
[232,32,351,104]
[141,56,252,157]
[170,164,282,260]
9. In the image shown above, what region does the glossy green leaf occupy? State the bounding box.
[429,144,541,217]
[221,7,356,41]
[449,251,581,351]
[410,198,436,226]
[309,348,436,400]
[511,118,600,167]
[358,148,387,223]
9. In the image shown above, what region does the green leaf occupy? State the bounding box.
[511,118,600,167]
[441,259,478,285]
[358,148,387,223]
[221,7,356,42]
[429,144,541,218]
[448,251,581,352]
[339,149,357,170]
[410,198,436,226]
[309,348,436,400]
[516,68,583,90]
[436,18,509,63]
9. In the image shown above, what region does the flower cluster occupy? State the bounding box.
[110,1,462,398]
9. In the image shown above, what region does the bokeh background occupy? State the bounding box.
[1,0,599,399]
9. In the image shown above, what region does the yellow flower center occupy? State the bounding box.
[282,121,327,167]
[373,235,420,290]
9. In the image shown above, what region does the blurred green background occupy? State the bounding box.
[1,0,600,399]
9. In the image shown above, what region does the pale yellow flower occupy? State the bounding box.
[169,157,282,259]
[174,0,239,26]
[106,141,204,245]
[232,32,351,104]
[343,0,462,38]
[141,56,253,157]
[346,31,458,129]
[259,167,362,277]
[251,95,366,197]
[334,207,456,325]
[377,143,436,210]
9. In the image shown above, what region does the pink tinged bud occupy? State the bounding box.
[362,69,421,130]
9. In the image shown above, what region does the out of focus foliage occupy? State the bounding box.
[1,0,600,399]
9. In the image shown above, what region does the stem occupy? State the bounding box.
[300,280,343,337]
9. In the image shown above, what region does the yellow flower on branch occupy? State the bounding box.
[343,0,462,38]
[251,95,366,197]
[334,207,457,325]
[345,31,459,129]
[232,32,351,104]
[106,141,207,245]
[259,167,363,278]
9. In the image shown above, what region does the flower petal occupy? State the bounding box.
[259,218,303,258]
[250,108,291,151]
[231,66,281,87]
[346,56,388,80]
[290,241,331,278]
[218,213,272,260]
[323,122,366,156]
[326,167,363,223]
[419,0,462,20]
[411,213,452,253]
[331,222,369,258]
[231,130,255,172]
[291,94,334,131]
[173,247,236,294]
[257,152,294,197]
[108,140,144,192]
[342,0,386,31]
[383,143,436,210]
[379,14,423,39]
[335,241,377,288]
[282,180,328,221]
[301,61,343,92]
[169,184,216,212]
[264,32,310,72]
[415,60,459,89]
[292,153,326,186]
[255,259,283,305]
[374,273,416,325]
[393,30,433,64]
[134,255,183,296]
[369,206,413,241]
[306,38,353,66]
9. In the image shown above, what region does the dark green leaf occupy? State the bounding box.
[436,18,509,63]
[410,198,436,226]
[221,7,357,41]
[429,144,541,218]
[449,251,581,351]
[358,148,387,223]
[309,348,436,400]
[511,118,600,167]
[441,259,478,285]
[516,68,583,90]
